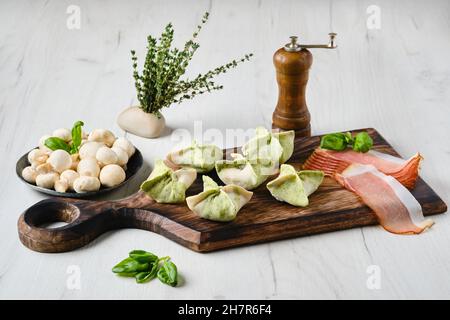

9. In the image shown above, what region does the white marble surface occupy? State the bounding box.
[1,0,449,299]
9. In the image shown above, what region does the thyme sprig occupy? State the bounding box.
[131,12,253,115]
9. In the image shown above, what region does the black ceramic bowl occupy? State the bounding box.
[16,147,143,198]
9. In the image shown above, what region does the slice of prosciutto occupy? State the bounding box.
[304,148,422,189]
[335,164,434,234]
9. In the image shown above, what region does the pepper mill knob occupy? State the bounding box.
[328,33,337,48]
[272,33,337,136]
[285,36,301,52]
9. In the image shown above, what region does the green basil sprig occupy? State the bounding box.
[44,137,71,153]
[320,131,373,153]
[112,250,179,286]
[352,132,373,153]
[70,120,84,154]
[44,120,84,154]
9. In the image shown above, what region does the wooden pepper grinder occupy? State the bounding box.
[272,33,337,137]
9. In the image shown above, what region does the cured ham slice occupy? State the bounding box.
[304,148,421,189]
[335,164,433,234]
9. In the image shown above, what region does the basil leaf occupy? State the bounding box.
[112,257,149,274]
[135,260,159,284]
[45,137,71,153]
[135,272,153,283]
[157,260,178,287]
[320,133,348,151]
[70,120,84,154]
[129,250,158,264]
[352,132,373,153]
[344,132,353,145]
[117,272,138,277]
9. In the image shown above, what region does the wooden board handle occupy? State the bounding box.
[17,192,161,253]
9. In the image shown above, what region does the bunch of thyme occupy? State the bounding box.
[131,12,253,115]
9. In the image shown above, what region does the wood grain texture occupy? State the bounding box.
[272,47,312,135]
[2,0,450,300]
[18,128,446,253]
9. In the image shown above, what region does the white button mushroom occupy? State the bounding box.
[111,146,129,166]
[88,129,116,147]
[99,164,126,187]
[79,141,105,159]
[54,179,69,193]
[47,149,72,173]
[36,172,59,189]
[35,162,54,175]
[77,158,100,177]
[27,149,48,166]
[60,169,79,189]
[73,176,101,193]
[22,166,38,184]
[38,135,52,154]
[112,137,135,158]
[52,128,72,142]
[96,146,118,166]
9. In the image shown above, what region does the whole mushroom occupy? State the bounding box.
[73,176,101,193]
[112,137,135,158]
[60,169,80,189]
[52,128,72,142]
[22,166,38,184]
[47,150,72,173]
[88,129,116,147]
[36,172,59,189]
[35,162,54,175]
[28,149,48,166]
[55,179,69,193]
[99,164,126,187]
[96,146,118,166]
[77,158,100,177]
[111,146,129,166]
[79,141,105,159]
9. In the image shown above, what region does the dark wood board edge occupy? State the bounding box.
[195,192,447,253]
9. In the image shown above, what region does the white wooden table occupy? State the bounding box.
[1,0,449,299]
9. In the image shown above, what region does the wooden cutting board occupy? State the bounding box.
[18,128,447,253]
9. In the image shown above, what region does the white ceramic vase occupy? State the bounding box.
[117,106,165,139]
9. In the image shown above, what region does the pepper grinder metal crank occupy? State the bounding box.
[272,33,337,137]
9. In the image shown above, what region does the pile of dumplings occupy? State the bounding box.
[141,127,324,222]
[22,128,135,193]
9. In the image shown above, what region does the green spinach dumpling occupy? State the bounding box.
[141,160,197,203]
[166,141,223,173]
[273,130,295,164]
[186,176,253,222]
[215,153,274,190]
[242,127,295,166]
[266,164,324,207]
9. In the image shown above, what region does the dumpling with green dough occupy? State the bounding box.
[166,141,223,173]
[186,176,253,222]
[273,130,295,164]
[141,160,197,204]
[215,153,275,190]
[266,164,324,207]
[242,127,295,166]
[298,170,325,197]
